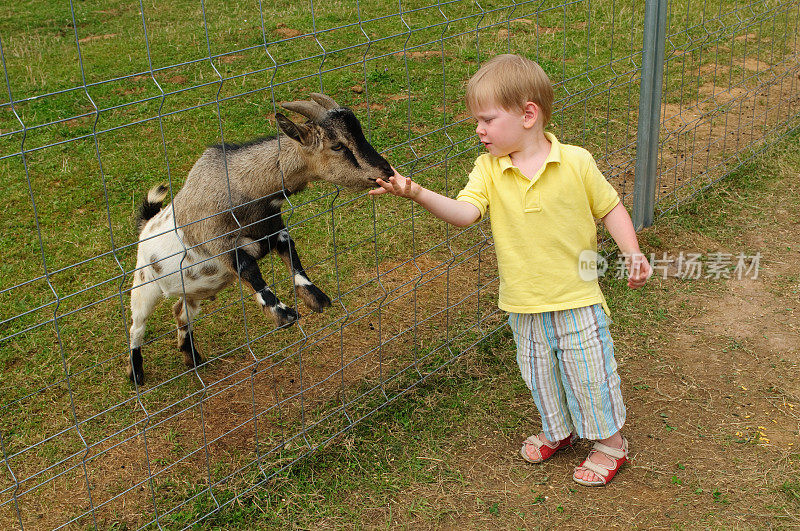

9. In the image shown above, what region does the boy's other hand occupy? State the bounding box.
[627,252,652,289]
[368,168,421,199]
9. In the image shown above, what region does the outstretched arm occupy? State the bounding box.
[602,202,652,289]
[370,170,480,227]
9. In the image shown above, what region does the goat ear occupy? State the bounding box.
[276,113,313,146]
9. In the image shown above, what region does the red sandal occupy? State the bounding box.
[520,433,576,464]
[573,437,628,486]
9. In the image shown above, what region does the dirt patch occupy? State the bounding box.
[353,101,388,112]
[735,33,762,42]
[274,25,304,39]
[114,86,145,97]
[742,58,771,72]
[394,51,442,60]
[218,54,245,64]
[698,62,730,76]
[78,34,117,44]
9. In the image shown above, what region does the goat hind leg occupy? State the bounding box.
[173,298,204,368]
[275,229,332,313]
[129,281,161,384]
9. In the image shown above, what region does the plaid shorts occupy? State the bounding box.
[508,304,626,441]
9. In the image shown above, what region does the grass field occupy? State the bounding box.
[0,0,798,528]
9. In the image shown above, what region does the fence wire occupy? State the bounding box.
[655,0,800,213]
[0,0,797,528]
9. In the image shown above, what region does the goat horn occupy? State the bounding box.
[310,92,340,110]
[280,100,328,123]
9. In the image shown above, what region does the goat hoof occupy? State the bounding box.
[300,285,332,313]
[127,366,145,385]
[182,349,203,369]
[180,336,203,368]
[273,304,299,327]
[128,347,145,385]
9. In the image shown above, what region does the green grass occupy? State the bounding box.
[0,0,798,528]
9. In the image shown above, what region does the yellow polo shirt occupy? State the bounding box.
[456,132,620,315]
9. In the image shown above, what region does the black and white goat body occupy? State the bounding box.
[129,93,393,384]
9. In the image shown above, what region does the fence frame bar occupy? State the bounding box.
[634,0,669,229]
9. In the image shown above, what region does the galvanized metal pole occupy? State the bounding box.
[634,0,668,230]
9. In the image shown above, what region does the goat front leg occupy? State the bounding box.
[231,248,299,327]
[275,229,332,313]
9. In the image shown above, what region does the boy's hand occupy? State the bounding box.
[368,168,421,199]
[626,252,652,289]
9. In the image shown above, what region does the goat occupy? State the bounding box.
[128,93,394,384]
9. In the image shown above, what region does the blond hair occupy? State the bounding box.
[465,54,554,128]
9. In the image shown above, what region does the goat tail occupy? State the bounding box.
[136,184,169,234]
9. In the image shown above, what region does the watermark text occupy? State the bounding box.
[579,251,761,280]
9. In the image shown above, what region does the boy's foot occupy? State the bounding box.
[573,437,628,486]
[520,433,576,464]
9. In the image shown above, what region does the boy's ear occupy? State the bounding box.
[522,101,540,129]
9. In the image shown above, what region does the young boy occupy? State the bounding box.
[369,54,652,486]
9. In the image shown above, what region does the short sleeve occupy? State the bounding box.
[456,156,490,222]
[582,154,620,219]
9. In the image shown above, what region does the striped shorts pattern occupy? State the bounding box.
[508,304,625,441]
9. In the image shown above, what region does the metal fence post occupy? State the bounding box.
[634,0,668,230]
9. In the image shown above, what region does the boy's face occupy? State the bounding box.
[472,104,527,157]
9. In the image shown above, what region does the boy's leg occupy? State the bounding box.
[552,304,625,439]
[552,304,627,483]
[508,312,575,445]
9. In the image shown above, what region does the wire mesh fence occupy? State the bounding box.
[0,0,797,528]
[655,0,800,214]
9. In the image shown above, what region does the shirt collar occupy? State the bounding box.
[498,131,562,174]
